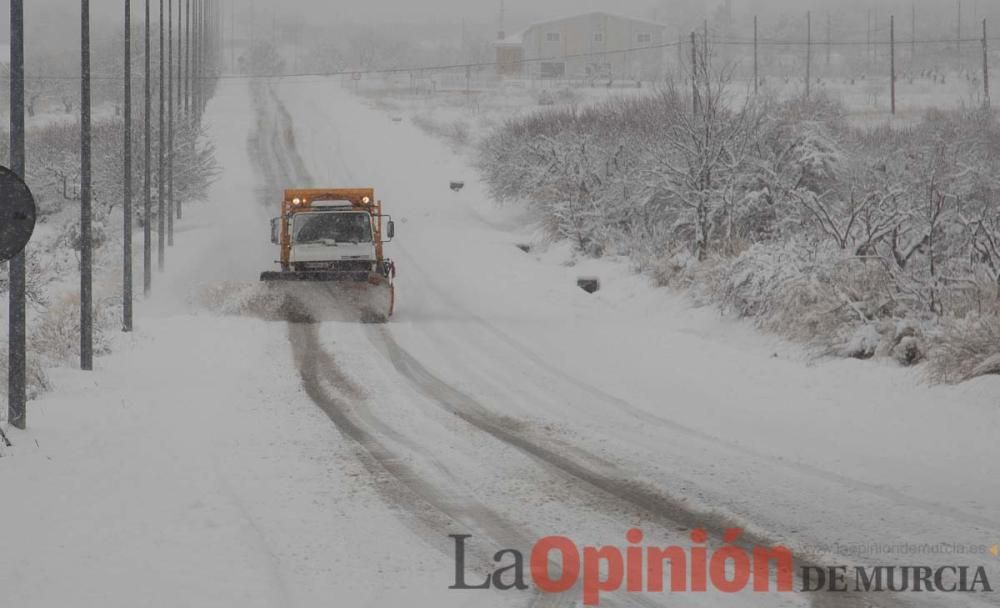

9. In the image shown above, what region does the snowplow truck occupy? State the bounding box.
[261,188,396,322]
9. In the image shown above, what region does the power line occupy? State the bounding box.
[4,33,998,84]
[0,39,685,82]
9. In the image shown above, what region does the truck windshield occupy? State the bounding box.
[293,212,372,244]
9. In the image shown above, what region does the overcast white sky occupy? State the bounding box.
[11,0,988,28]
[3,0,659,26]
[1,0,996,51]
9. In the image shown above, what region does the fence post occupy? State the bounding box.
[891,16,896,115]
[867,9,872,65]
[984,19,990,107]
[691,31,699,116]
[806,11,812,98]
[677,34,682,79]
[958,0,962,71]
[826,13,831,67]
[754,15,759,96]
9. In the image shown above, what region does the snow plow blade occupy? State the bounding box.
[260,270,372,283]
[258,271,394,323]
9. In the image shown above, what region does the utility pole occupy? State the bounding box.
[984,19,990,107]
[181,0,190,220]
[158,0,165,272]
[912,2,917,62]
[8,0,27,429]
[124,0,134,332]
[193,0,200,120]
[185,0,191,117]
[891,15,896,115]
[754,15,759,96]
[177,0,182,222]
[81,0,93,371]
[806,11,812,98]
[144,0,152,296]
[182,0,187,117]
[168,0,174,247]
[231,0,235,73]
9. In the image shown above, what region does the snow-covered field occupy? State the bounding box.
[1,73,998,608]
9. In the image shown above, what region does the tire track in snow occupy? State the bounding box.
[251,81,575,608]
[368,327,917,608]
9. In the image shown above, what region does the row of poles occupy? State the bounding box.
[7,0,223,430]
[716,13,992,114]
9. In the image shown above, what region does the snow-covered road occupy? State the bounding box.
[1,77,998,608]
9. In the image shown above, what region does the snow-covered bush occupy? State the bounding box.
[0,349,50,401]
[476,57,1000,379]
[928,315,1000,383]
[30,294,117,367]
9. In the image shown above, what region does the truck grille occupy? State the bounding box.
[296,261,373,273]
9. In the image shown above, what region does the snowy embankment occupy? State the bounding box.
[276,77,1000,599]
[0,81,510,608]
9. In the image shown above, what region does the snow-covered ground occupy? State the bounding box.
[1,73,998,608]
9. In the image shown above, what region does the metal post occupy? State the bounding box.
[193,0,200,120]
[891,15,896,115]
[168,0,174,246]
[231,0,235,73]
[984,19,990,107]
[177,0,183,118]
[124,0,133,332]
[81,0,93,371]
[203,0,207,110]
[185,0,191,117]
[181,0,189,220]
[754,15,759,95]
[158,0,165,271]
[912,2,917,61]
[144,0,152,296]
[806,11,812,98]
[8,0,27,429]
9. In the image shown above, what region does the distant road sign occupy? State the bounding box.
[0,165,36,263]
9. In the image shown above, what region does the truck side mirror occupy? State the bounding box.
[270,218,280,244]
[386,220,395,239]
